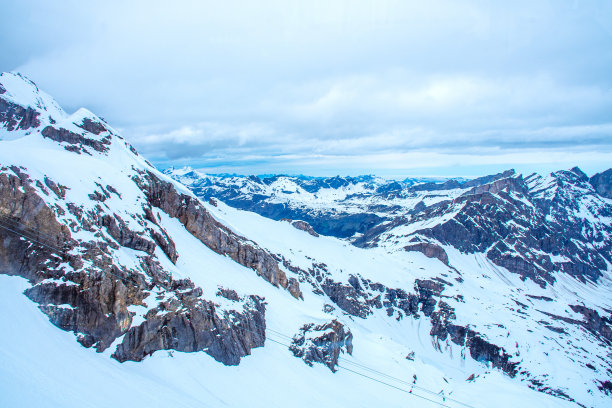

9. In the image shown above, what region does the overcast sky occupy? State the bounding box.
[2,0,611,177]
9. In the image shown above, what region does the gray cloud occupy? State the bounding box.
[2,0,612,176]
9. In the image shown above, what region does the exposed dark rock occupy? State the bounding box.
[415,279,444,316]
[320,279,370,318]
[77,117,107,135]
[0,169,71,254]
[429,301,457,340]
[404,242,449,265]
[113,295,266,365]
[143,205,178,264]
[290,220,319,237]
[105,184,121,198]
[352,216,407,248]
[465,333,519,376]
[461,174,525,196]
[320,272,520,378]
[0,96,41,131]
[411,179,462,192]
[41,125,110,153]
[599,380,612,395]
[384,287,419,317]
[569,166,588,181]
[527,379,578,403]
[428,302,518,376]
[0,169,140,352]
[25,273,139,352]
[383,173,611,286]
[569,305,612,344]
[290,320,353,372]
[376,180,404,196]
[64,145,83,154]
[217,288,240,301]
[544,325,565,334]
[461,169,515,189]
[98,213,157,254]
[526,295,553,302]
[147,225,179,264]
[538,306,612,346]
[590,169,612,199]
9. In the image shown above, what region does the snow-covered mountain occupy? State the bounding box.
[165,169,471,238]
[1,72,611,408]
[168,167,612,287]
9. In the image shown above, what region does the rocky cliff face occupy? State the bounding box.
[0,72,305,365]
[357,170,612,289]
[290,320,353,372]
[137,171,302,299]
[0,153,269,366]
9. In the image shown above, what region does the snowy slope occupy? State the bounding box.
[0,72,610,408]
[169,169,612,405]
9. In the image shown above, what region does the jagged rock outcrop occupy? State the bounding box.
[569,305,612,344]
[590,169,612,199]
[0,167,135,351]
[404,242,449,265]
[429,302,518,376]
[113,288,266,364]
[77,117,108,135]
[290,320,353,372]
[539,305,612,345]
[282,219,319,237]
[41,125,110,154]
[320,278,370,318]
[0,97,40,131]
[362,171,612,287]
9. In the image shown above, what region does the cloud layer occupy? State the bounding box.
[2,0,611,176]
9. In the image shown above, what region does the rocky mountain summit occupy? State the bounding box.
[0,72,302,365]
[1,72,611,408]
